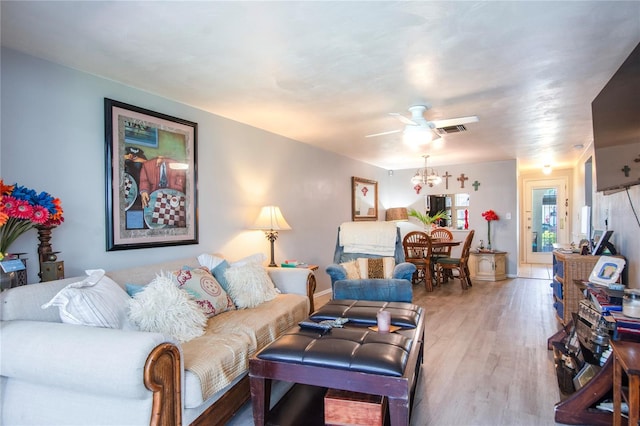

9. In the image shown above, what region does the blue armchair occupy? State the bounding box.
[325,226,416,302]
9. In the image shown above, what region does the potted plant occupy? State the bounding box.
[408,209,447,234]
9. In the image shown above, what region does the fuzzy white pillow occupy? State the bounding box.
[224,262,279,309]
[128,273,207,343]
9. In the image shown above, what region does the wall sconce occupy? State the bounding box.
[251,206,291,267]
[542,164,552,175]
[385,207,409,222]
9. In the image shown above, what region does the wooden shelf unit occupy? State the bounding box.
[551,251,601,325]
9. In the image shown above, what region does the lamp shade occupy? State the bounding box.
[385,207,408,222]
[251,206,292,231]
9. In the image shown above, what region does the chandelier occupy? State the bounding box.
[410,155,442,187]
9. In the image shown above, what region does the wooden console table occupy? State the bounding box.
[612,340,640,426]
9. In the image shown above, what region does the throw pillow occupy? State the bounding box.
[170,267,235,317]
[340,260,361,279]
[224,262,279,309]
[211,260,231,293]
[41,269,130,328]
[125,283,146,297]
[128,273,207,343]
[197,253,225,271]
[356,257,396,279]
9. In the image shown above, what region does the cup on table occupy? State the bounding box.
[377,310,391,333]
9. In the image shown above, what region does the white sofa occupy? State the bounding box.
[0,257,314,426]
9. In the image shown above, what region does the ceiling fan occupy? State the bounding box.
[365,105,479,141]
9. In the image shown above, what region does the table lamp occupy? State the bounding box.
[251,206,291,267]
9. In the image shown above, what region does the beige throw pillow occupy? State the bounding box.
[356,257,395,279]
[339,260,361,279]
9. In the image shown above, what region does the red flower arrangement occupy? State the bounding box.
[481,210,499,249]
[0,180,64,259]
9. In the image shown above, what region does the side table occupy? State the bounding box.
[612,340,640,426]
[468,251,507,281]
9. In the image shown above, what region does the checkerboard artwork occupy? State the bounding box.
[123,175,133,199]
[151,192,186,227]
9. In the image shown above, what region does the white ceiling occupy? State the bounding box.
[2,1,639,171]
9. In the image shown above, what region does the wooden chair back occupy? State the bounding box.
[402,231,435,290]
[403,231,432,260]
[460,230,475,264]
[431,228,453,256]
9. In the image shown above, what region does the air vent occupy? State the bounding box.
[434,124,467,135]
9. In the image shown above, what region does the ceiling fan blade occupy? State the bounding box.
[431,115,479,128]
[389,112,418,126]
[365,129,403,138]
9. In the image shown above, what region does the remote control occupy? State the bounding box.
[299,321,332,332]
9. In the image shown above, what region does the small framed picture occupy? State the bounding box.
[588,255,626,285]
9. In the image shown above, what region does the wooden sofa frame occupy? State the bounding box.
[144,273,317,426]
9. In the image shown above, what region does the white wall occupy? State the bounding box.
[574,145,640,288]
[383,159,519,277]
[0,48,387,290]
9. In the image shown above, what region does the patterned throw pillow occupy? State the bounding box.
[356,257,396,279]
[339,260,361,279]
[170,267,235,317]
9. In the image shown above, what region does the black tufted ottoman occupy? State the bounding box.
[249,299,425,426]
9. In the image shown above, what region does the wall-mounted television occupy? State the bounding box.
[591,41,640,193]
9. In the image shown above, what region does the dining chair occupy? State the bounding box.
[402,231,435,291]
[431,227,454,282]
[435,230,475,290]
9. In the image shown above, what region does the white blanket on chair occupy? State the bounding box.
[340,222,397,256]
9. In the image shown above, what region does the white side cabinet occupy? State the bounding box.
[468,251,507,281]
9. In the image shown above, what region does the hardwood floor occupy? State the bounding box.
[228,265,565,425]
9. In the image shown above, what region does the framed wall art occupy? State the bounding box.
[351,176,378,221]
[105,98,198,250]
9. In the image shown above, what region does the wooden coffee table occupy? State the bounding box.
[249,300,425,426]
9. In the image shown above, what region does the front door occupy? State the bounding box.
[523,177,569,264]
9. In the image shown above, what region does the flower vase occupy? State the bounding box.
[487,221,492,251]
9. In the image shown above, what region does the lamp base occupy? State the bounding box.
[265,231,279,267]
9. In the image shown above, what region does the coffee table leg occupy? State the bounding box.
[388,397,410,426]
[249,376,271,425]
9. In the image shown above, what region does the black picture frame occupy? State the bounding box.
[105,98,198,251]
[592,230,614,255]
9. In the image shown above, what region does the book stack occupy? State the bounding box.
[586,284,623,313]
[608,310,640,342]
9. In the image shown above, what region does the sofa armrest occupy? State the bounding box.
[0,320,177,399]
[267,267,316,313]
[393,262,417,281]
[325,264,347,287]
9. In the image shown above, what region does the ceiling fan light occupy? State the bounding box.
[403,126,433,146]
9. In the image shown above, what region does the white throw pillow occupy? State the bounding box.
[41,269,130,328]
[197,253,225,271]
[128,273,207,343]
[224,262,279,309]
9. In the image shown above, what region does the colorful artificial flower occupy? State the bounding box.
[481,210,499,250]
[481,209,499,222]
[0,180,64,256]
